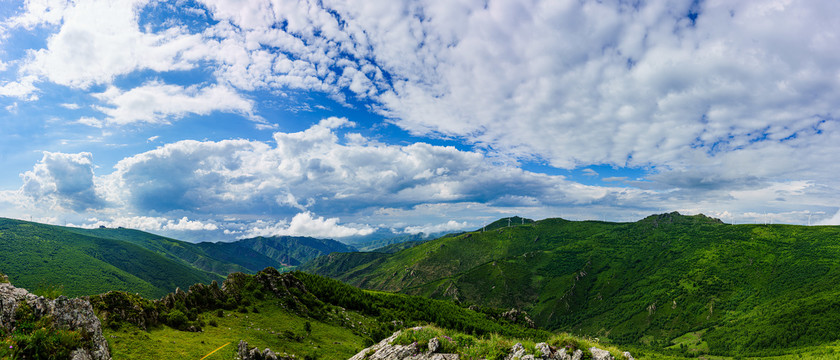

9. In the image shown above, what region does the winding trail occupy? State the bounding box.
[199,342,230,360]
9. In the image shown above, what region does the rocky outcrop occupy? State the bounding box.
[504,342,581,360]
[589,347,613,360]
[0,281,111,360]
[237,340,297,360]
[500,308,536,328]
[348,328,458,360]
[349,328,631,360]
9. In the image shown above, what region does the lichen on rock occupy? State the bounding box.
[0,281,111,360]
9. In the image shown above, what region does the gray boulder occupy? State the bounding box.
[0,282,110,360]
[238,340,289,360]
[589,347,614,360]
[349,327,459,360]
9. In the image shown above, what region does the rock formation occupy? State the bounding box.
[237,340,281,360]
[349,327,633,360]
[348,328,458,360]
[0,280,111,360]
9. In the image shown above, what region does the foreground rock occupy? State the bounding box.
[348,328,458,360]
[349,327,633,360]
[0,277,111,360]
[238,340,299,360]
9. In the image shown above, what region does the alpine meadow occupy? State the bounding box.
[2,0,840,359]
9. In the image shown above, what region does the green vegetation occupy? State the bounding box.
[204,235,356,267]
[0,218,359,298]
[66,226,256,276]
[68,225,356,274]
[0,218,221,298]
[350,233,432,252]
[90,268,551,359]
[391,326,628,360]
[0,300,89,359]
[304,212,840,357]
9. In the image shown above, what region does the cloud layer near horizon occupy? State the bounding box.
[1,0,839,238]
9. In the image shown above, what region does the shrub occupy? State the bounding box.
[165,310,189,330]
[12,327,83,360]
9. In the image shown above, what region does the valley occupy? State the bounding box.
[2,214,840,359]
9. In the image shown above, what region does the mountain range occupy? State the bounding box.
[4,213,840,358]
[303,212,840,357]
[0,217,355,298]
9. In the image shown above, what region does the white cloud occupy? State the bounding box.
[403,220,469,235]
[76,215,218,232]
[817,210,840,226]
[19,151,104,211]
[101,119,637,219]
[1,0,838,234]
[582,169,599,177]
[18,0,205,89]
[191,0,840,188]
[60,103,80,109]
[90,81,263,126]
[242,211,375,238]
[0,76,39,100]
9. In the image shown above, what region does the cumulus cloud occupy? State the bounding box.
[1,0,838,234]
[19,151,104,211]
[77,216,218,232]
[100,118,636,218]
[5,1,837,186]
[16,0,204,89]
[242,212,375,238]
[403,220,469,235]
[90,81,263,126]
[0,76,39,100]
[817,210,840,226]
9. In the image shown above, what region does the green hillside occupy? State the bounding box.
[303,212,840,357]
[90,268,552,359]
[352,233,432,252]
[71,226,357,275]
[0,218,222,298]
[212,235,357,267]
[66,226,255,276]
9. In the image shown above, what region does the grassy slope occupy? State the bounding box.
[71,227,357,274]
[98,269,550,359]
[228,236,357,267]
[0,218,222,298]
[106,299,368,359]
[303,213,840,356]
[67,227,254,276]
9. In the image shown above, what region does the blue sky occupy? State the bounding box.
[1,0,839,242]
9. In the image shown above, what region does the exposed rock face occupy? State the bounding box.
[589,347,614,360]
[500,308,536,328]
[0,282,111,360]
[237,340,284,360]
[349,328,630,360]
[348,328,458,360]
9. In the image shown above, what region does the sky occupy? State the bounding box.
[0,0,838,242]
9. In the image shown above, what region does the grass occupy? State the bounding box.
[389,326,630,360]
[0,218,222,298]
[666,330,709,354]
[304,213,840,357]
[105,299,368,359]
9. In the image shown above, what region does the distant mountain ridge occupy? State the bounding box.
[200,235,357,268]
[303,212,840,357]
[0,217,357,298]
